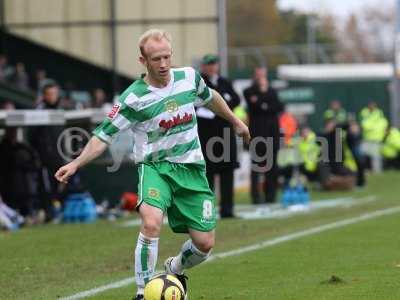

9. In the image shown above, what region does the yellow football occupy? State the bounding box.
[144,274,185,300]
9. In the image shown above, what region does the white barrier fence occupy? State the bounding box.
[0,109,106,126]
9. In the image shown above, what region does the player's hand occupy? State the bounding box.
[233,119,251,144]
[55,161,78,184]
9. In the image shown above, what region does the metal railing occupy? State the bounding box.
[228,43,358,69]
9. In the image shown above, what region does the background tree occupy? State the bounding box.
[326,3,394,63]
[227,0,338,70]
[227,0,286,48]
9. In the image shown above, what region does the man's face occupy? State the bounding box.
[0,55,7,66]
[94,89,106,101]
[368,101,377,110]
[201,63,219,77]
[331,100,341,111]
[140,38,172,82]
[43,86,59,105]
[2,102,15,110]
[254,67,267,81]
[301,127,311,138]
[37,70,46,80]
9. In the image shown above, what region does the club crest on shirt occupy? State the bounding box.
[108,104,120,119]
[165,100,179,113]
[148,188,160,199]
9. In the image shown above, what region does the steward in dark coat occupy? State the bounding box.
[196,54,240,218]
[28,82,65,221]
[243,67,283,204]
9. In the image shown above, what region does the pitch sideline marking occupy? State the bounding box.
[61,205,400,300]
[119,195,376,227]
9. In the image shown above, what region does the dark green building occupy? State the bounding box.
[277,64,393,130]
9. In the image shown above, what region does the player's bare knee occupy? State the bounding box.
[195,236,215,253]
[142,220,161,237]
[139,204,163,237]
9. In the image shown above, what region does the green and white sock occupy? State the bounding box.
[170,239,210,274]
[134,233,159,294]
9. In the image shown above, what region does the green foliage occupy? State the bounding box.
[279,11,336,45]
[227,0,286,48]
[226,1,338,69]
[227,1,337,48]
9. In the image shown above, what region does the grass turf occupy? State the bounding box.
[1,171,399,299]
[92,212,400,300]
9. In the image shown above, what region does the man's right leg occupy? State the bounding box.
[219,169,234,218]
[250,170,261,204]
[134,203,164,297]
[165,229,215,300]
[167,229,215,275]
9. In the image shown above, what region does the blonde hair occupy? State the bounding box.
[138,29,172,57]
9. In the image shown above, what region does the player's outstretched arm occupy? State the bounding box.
[55,136,108,184]
[206,89,251,144]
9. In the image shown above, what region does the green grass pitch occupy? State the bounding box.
[1,171,400,299]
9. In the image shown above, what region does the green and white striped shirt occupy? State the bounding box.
[93,67,213,164]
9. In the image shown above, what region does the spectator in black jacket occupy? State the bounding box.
[0,54,13,82]
[10,62,30,90]
[91,88,109,108]
[0,102,41,218]
[28,82,65,221]
[0,127,41,217]
[346,119,366,187]
[244,67,283,204]
[196,54,240,218]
